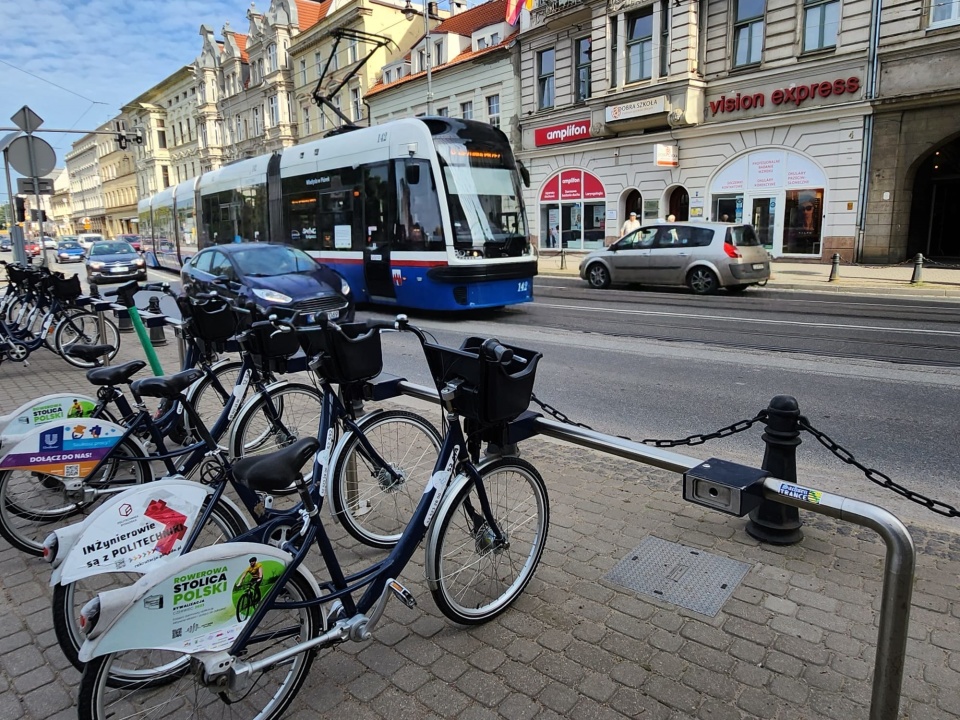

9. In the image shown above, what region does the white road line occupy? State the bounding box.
[536,302,960,336]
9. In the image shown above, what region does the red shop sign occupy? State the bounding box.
[583,172,604,199]
[540,174,559,201]
[560,170,582,199]
[534,119,591,147]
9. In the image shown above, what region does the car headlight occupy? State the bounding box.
[340,277,351,295]
[89,262,104,270]
[252,288,293,304]
[135,258,145,266]
[58,253,69,258]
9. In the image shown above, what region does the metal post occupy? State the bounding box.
[745,395,804,544]
[910,253,923,284]
[828,252,841,281]
[25,131,48,268]
[146,296,167,346]
[560,248,566,270]
[2,148,27,265]
[424,1,433,115]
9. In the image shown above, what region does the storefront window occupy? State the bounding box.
[784,189,823,254]
[538,169,607,250]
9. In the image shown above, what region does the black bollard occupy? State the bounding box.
[828,253,841,282]
[146,296,167,346]
[115,309,133,333]
[910,253,924,284]
[745,395,804,545]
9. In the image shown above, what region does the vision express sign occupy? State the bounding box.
[534,119,591,147]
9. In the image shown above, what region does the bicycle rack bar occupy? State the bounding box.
[762,479,914,720]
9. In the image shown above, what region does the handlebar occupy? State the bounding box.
[481,338,515,366]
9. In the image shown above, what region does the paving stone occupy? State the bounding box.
[497,692,540,720]
[417,678,472,717]
[455,668,510,707]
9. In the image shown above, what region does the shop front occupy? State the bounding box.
[538,168,607,251]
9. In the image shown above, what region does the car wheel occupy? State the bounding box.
[585,263,611,289]
[726,284,750,294]
[687,267,719,295]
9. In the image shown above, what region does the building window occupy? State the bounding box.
[351,88,362,121]
[478,37,487,49]
[660,0,670,76]
[200,121,208,147]
[460,101,473,119]
[258,58,264,80]
[253,107,261,135]
[537,48,555,109]
[333,95,342,126]
[575,37,591,101]
[434,40,445,65]
[486,94,500,128]
[627,8,654,82]
[157,120,167,149]
[734,0,765,67]
[315,50,323,74]
[436,107,448,117]
[302,105,311,135]
[931,0,960,24]
[236,116,243,141]
[321,108,327,130]
[348,38,358,63]
[491,32,500,44]
[161,165,170,189]
[178,121,185,145]
[385,69,392,83]
[267,43,278,72]
[199,82,206,102]
[610,16,618,88]
[418,49,426,72]
[300,58,307,85]
[803,0,839,51]
[331,49,339,71]
[268,96,279,126]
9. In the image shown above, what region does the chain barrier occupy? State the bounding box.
[529,394,767,448]
[799,417,960,518]
[924,258,960,270]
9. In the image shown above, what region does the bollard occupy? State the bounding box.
[745,395,804,545]
[88,284,100,299]
[115,308,133,333]
[146,296,167,346]
[910,253,924,284]
[560,248,567,270]
[828,253,841,282]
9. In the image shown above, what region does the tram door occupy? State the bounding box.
[363,164,396,300]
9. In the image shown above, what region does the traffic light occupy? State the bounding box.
[134,127,144,144]
[29,209,48,222]
[117,133,128,150]
[15,197,25,223]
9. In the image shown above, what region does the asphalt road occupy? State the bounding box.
[42,254,960,531]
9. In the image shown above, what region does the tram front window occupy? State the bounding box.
[437,140,529,258]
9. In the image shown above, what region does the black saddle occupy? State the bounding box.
[85,360,147,386]
[130,368,204,399]
[232,437,320,493]
[66,344,115,362]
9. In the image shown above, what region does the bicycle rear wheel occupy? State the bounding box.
[52,498,247,677]
[56,311,120,368]
[77,570,321,720]
[330,410,441,548]
[229,382,323,459]
[427,456,549,624]
[182,360,244,442]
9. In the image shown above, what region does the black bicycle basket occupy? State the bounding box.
[51,274,82,301]
[177,295,238,346]
[422,337,541,427]
[299,322,383,384]
[242,322,301,374]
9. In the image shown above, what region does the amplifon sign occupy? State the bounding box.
[534,119,591,147]
[709,76,862,116]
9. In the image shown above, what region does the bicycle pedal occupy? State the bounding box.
[388,580,417,609]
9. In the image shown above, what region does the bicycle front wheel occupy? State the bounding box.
[331,410,441,548]
[229,382,323,459]
[427,456,549,625]
[77,570,321,720]
[183,360,244,442]
[0,438,151,555]
[52,498,247,677]
[56,311,120,368]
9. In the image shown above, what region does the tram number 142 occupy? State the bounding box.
[518,281,530,293]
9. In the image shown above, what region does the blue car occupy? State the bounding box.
[55,240,86,263]
[181,243,354,323]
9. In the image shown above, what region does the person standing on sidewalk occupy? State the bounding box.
[620,211,640,238]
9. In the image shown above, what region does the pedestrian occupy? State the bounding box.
[720,214,730,222]
[620,211,640,238]
[666,214,677,222]
[548,225,559,248]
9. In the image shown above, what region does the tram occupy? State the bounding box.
[138,117,537,311]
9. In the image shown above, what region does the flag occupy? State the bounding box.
[506,0,522,24]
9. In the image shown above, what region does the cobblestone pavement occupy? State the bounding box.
[1,333,959,720]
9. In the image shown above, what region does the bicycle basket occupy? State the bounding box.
[177,295,238,344]
[52,274,82,301]
[299,322,383,384]
[422,337,541,426]
[243,323,301,374]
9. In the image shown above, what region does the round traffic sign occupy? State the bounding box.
[8,135,56,177]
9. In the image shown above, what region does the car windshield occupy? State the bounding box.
[728,225,761,247]
[232,246,317,277]
[59,242,81,249]
[91,242,135,255]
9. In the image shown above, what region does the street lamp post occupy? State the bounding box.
[404,0,435,115]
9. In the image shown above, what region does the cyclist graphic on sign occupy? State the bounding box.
[68,399,85,418]
[233,557,264,622]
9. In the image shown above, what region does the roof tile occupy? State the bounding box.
[296,0,332,30]
[434,0,508,37]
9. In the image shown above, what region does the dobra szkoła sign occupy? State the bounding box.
[534,119,591,147]
[708,76,861,116]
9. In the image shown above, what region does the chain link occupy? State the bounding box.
[529,394,767,448]
[799,417,960,518]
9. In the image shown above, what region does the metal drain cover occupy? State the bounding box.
[605,536,752,617]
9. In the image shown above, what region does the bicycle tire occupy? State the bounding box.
[427,456,549,625]
[182,360,244,442]
[78,570,321,720]
[228,382,323,460]
[52,498,247,678]
[56,311,121,368]
[330,410,442,549]
[0,438,153,555]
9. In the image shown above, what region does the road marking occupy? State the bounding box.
[536,302,960,336]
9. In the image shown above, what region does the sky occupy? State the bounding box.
[0,0,250,190]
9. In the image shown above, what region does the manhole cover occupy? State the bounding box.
[605,536,752,617]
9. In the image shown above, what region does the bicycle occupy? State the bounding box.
[45,313,440,678]
[74,315,549,720]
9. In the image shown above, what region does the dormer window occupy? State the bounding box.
[491,32,500,44]
[418,49,426,72]
[478,37,487,49]
[385,69,393,83]
[434,40,444,65]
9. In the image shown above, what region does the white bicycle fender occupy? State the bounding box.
[422,472,472,591]
[226,377,295,458]
[0,394,99,456]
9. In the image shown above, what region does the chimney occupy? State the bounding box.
[450,0,467,14]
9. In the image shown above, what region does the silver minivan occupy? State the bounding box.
[579,221,771,294]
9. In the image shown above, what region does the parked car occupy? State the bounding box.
[116,234,142,251]
[24,241,41,257]
[579,221,771,295]
[85,240,147,284]
[78,233,105,251]
[55,240,85,263]
[0,236,11,252]
[181,243,354,322]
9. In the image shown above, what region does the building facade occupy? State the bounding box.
[65,133,105,235]
[98,115,139,237]
[50,168,73,236]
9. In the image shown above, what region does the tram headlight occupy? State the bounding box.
[340,277,351,295]
[252,288,293,304]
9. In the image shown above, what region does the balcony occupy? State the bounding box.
[530,0,591,29]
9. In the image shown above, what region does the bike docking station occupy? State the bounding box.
[371,377,916,720]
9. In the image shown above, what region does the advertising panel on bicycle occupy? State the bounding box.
[0,419,125,478]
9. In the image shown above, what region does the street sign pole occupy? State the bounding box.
[2,147,27,265]
[26,132,49,267]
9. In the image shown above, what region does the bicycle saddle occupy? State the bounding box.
[65,344,115,362]
[232,437,321,492]
[86,360,147,386]
[130,368,204,399]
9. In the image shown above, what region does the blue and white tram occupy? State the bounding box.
[138,117,537,311]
